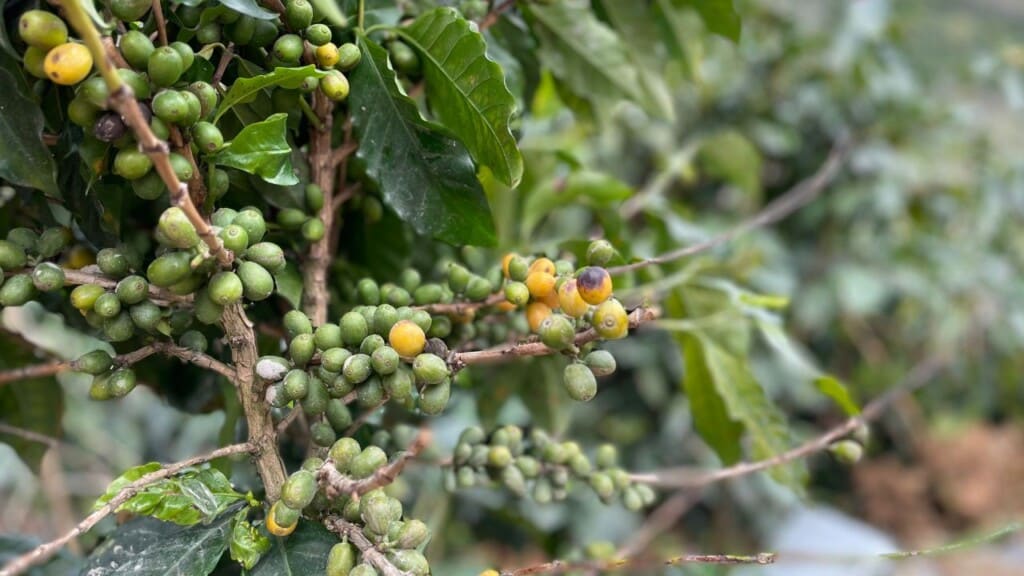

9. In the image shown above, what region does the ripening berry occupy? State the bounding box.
[19,10,67,51]
[23,46,49,79]
[501,252,518,278]
[525,270,556,299]
[557,279,590,318]
[576,266,613,305]
[320,69,349,101]
[266,502,298,536]
[526,301,552,333]
[592,298,629,340]
[539,314,575,350]
[587,239,615,266]
[315,42,340,68]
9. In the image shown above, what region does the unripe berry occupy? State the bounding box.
[563,363,597,402]
[238,261,274,301]
[539,314,575,350]
[289,333,316,367]
[19,10,67,51]
[584,350,616,377]
[350,446,388,479]
[148,46,184,87]
[31,262,64,292]
[337,42,361,71]
[326,542,356,576]
[110,0,151,21]
[192,122,224,153]
[417,378,450,414]
[329,437,362,473]
[113,149,153,180]
[829,440,864,464]
[319,70,349,101]
[232,209,267,244]
[281,470,317,510]
[158,207,200,249]
[412,353,448,385]
[343,353,372,384]
[284,310,313,338]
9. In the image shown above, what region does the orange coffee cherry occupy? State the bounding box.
[525,270,556,299]
[526,301,552,333]
[576,266,612,305]
[528,257,555,276]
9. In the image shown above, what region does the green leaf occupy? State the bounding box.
[523,0,662,115]
[676,0,741,42]
[229,509,271,570]
[211,114,299,186]
[95,465,246,526]
[400,8,523,187]
[680,334,744,464]
[696,130,763,197]
[0,55,60,198]
[340,0,401,28]
[309,0,347,27]
[274,261,304,309]
[0,534,82,575]
[215,66,327,122]
[218,0,279,20]
[814,375,861,417]
[246,521,336,575]
[82,511,236,576]
[521,169,632,236]
[0,336,64,473]
[348,34,496,246]
[0,0,20,59]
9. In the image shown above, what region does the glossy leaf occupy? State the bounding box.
[95,465,246,526]
[340,0,401,28]
[348,34,496,246]
[0,55,59,198]
[246,521,336,575]
[217,0,278,20]
[676,0,741,42]
[523,0,662,115]
[229,509,271,570]
[215,66,327,121]
[815,375,861,416]
[401,8,523,186]
[82,511,237,576]
[274,261,303,309]
[0,336,63,473]
[211,114,299,186]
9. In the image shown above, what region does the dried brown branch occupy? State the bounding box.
[324,516,411,576]
[416,292,506,316]
[450,307,658,368]
[608,139,851,275]
[0,442,254,576]
[317,428,431,499]
[629,353,949,489]
[302,91,337,326]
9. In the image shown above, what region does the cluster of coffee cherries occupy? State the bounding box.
[266,437,431,576]
[445,425,656,510]
[0,227,73,307]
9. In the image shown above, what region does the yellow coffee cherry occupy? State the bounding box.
[525,270,555,299]
[592,298,628,340]
[479,571,500,576]
[389,319,426,357]
[541,286,560,310]
[266,502,298,536]
[315,42,340,68]
[558,279,590,318]
[575,266,612,305]
[526,301,552,333]
[528,257,555,276]
[501,252,517,278]
[44,42,93,85]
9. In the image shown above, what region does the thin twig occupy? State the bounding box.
[211,43,235,87]
[501,552,775,576]
[317,428,431,499]
[608,140,851,275]
[480,0,516,31]
[343,395,391,437]
[101,37,129,69]
[150,0,168,46]
[0,443,255,576]
[275,406,302,434]
[450,307,658,368]
[0,423,61,448]
[324,516,411,576]
[616,491,699,559]
[629,353,949,489]
[416,292,506,316]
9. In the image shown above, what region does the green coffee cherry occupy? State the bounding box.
[0,240,27,270]
[289,333,316,367]
[158,207,200,249]
[37,227,70,259]
[129,301,162,331]
[359,334,385,356]
[584,350,616,377]
[339,311,368,346]
[382,367,414,402]
[302,376,329,416]
[412,353,448,385]
[120,30,154,69]
[97,248,131,278]
[193,289,224,325]
[106,368,137,397]
[148,46,184,87]
[284,310,313,338]
[360,496,395,536]
[325,398,352,432]
[370,346,399,375]
[7,228,37,254]
[244,243,286,273]
[329,437,361,473]
[212,209,238,229]
[132,171,165,200]
[540,314,575,350]
[208,271,244,305]
[74,350,113,375]
[93,292,122,318]
[179,330,208,353]
[587,239,616,266]
[273,34,304,64]
[356,375,385,408]
[589,472,615,502]
[282,368,310,401]
[18,10,68,51]
[314,322,343,350]
[301,217,325,241]
[320,347,351,373]
[169,41,195,71]
[350,446,388,479]
[276,208,306,231]
[192,122,224,153]
[168,152,195,180]
[305,183,324,213]
[113,149,153,180]
[464,276,492,301]
[326,542,356,576]
[337,42,361,71]
[281,470,317,510]
[504,282,530,306]
[232,209,267,244]
[394,518,429,549]
[417,378,450,415]
[357,278,380,304]
[270,500,301,529]
[487,445,513,468]
[829,440,864,464]
[305,23,332,46]
[285,0,314,29]
[595,444,618,469]
[373,304,399,336]
[319,70,349,101]
[188,82,219,119]
[563,363,597,402]
[89,373,113,400]
[237,261,274,301]
[113,275,147,305]
[388,41,420,76]
[388,550,429,576]
[343,353,372,384]
[31,262,64,292]
[218,225,248,255]
[110,0,150,21]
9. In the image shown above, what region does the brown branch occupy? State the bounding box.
[0,360,70,385]
[211,43,235,87]
[501,552,775,576]
[0,442,255,576]
[0,423,61,448]
[450,307,658,368]
[330,142,358,167]
[317,428,431,499]
[416,292,506,316]
[101,37,128,69]
[328,119,355,257]
[608,139,851,275]
[330,181,360,213]
[221,303,288,500]
[324,516,411,576]
[56,0,232,267]
[343,395,390,437]
[629,353,949,489]
[480,0,516,31]
[150,0,168,46]
[275,406,302,434]
[301,91,337,325]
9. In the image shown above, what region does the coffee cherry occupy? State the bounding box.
[326,542,356,576]
[315,42,340,68]
[539,314,575,350]
[388,41,420,76]
[411,283,441,305]
[302,376,329,416]
[127,301,161,331]
[238,261,274,301]
[75,349,113,375]
[350,446,388,479]
[273,34,304,64]
[356,375,385,407]
[244,242,286,273]
[177,330,207,353]
[383,366,414,401]
[191,122,224,153]
[584,350,616,377]
[152,90,188,125]
[305,23,332,46]
[329,437,361,473]
[389,320,426,357]
[112,148,152,180]
[284,310,313,338]
[79,76,109,109]
[110,0,150,21]
[525,270,555,300]
[592,298,628,340]
[529,257,555,275]
[343,353,372,384]
[67,96,99,128]
[334,312,366,347]
[246,18,275,47]
[586,239,615,266]
[43,42,92,85]
[302,185,324,214]
[218,225,248,255]
[370,345,400,375]
[301,217,325,241]
[5,228,38,254]
[829,440,864,464]
[266,502,298,536]
[23,46,48,79]
[319,70,349,101]
[36,227,70,260]
[357,278,381,305]
[188,82,219,119]
[31,262,64,292]
[93,112,126,143]
[337,42,361,71]
[412,353,448,385]
[19,10,68,51]
[169,41,195,71]
[93,292,122,318]
[0,275,35,306]
[276,208,306,231]
[119,68,151,98]
[564,363,597,401]
[119,30,154,69]
[576,266,613,305]
[89,373,113,400]
[282,368,309,401]
[289,333,316,367]
[286,0,314,29]
[212,208,238,228]
[0,241,25,270]
[158,207,200,249]
[557,279,590,318]
[595,444,618,469]
[526,301,552,333]
[389,550,429,576]
[207,271,243,305]
[232,209,267,244]
[373,304,399,336]
[146,251,191,287]
[148,46,184,87]
[465,276,492,301]
[71,284,104,311]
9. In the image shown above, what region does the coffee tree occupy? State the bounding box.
[0,0,907,574]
